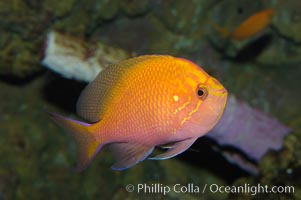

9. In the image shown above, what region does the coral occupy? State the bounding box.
[42,0,75,17]
[218,63,301,200]
[42,31,134,82]
[0,0,209,77]
[120,0,152,16]
[0,0,121,78]
[271,0,301,43]
[0,34,41,77]
[255,36,301,66]
[153,0,208,34]
[0,0,48,77]
[208,95,290,175]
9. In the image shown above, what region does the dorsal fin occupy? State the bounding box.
[76,55,171,122]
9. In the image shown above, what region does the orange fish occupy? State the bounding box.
[212,8,275,40]
[50,55,228,171]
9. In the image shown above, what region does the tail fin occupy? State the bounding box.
[48,112,103,172]
[207,19,230,38]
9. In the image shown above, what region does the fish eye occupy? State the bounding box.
[196,85,208,100]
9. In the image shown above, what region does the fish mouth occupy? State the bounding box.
[212,87,228,97]
[215,86,227,93]
[206,77,227,94]
[221,88,228,95]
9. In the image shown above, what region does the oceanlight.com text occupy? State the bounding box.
[125,183,294,196]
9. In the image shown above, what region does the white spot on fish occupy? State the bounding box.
[173,95,179,102]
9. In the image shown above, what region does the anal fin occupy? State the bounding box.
[109,143,154,170]
[149,138,197,160]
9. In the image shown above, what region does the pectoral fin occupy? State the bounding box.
[109,143,154,170]
[149,138,197,160]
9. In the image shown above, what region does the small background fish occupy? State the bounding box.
[207,3,276,62]
[210,8,275,41]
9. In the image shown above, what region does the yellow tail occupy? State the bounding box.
[207,19,230,38]
[49,112,103,172]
